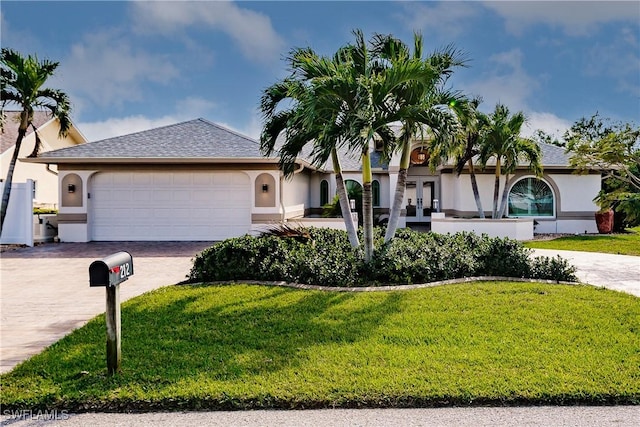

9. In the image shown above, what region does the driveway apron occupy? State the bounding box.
[0,242,214,373]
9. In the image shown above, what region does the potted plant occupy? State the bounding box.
[595,208,614,234]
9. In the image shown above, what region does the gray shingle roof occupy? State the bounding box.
[1,111,53,154]
[443,141,571,168]
[37,118,266,160]
[538,142,571,166]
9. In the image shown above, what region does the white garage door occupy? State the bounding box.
[91,171,251,241]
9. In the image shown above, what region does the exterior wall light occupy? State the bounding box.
[262,183,269,193]
[417,152,427,161]
[67,184,76,193]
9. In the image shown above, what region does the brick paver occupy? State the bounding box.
[0,241,213,373]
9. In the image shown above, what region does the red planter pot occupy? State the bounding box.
[595,209,614,234]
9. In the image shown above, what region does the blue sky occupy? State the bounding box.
[2,1,639,142]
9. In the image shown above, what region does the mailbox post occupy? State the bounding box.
[89,252,133,375]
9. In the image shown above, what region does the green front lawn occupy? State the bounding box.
[2,282,638,410]
[525,226,640,256]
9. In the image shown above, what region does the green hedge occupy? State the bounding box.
[189,227,577,286]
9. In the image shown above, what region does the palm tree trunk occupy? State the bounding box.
[468,159,485,219]
[362,147,374,262]
[498,173,510,219]
[384,139,411,243]
[492,158,501,219]
[332,149,359,248]
[0,127,27,234]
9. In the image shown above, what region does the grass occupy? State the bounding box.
[525,226,640,256]
[2,282,638,411]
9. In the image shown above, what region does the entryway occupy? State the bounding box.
[404,178,435,223]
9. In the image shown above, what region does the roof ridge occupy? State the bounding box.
[196,118,259,145]
[89,118,204,143]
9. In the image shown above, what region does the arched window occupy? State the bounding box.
[320,180,329,206]
[372,180,380,207]
[508,177,554,217]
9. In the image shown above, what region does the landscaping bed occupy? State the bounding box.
[189,228,578,287]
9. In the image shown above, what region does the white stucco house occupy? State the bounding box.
[1,110,87,209]
[23,118,601,242]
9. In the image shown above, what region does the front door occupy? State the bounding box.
[404,179,434,222]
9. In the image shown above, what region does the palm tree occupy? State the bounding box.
[0,48,71,233]
[259,51,361,248]
[263,30,463,261]
[451,96,488,219]
[478,104,542,219]
[371,34,467,242]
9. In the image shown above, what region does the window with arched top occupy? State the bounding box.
[320,179,329,206]
[372,180,380,207]
[508,177,554,217]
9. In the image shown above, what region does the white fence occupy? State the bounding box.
[0,180,34,246]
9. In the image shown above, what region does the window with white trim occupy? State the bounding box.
[508,177,554,217]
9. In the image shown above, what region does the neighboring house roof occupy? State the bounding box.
[1,111,52,154]
[33,118,272,163]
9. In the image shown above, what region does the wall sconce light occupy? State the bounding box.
[417,152,427,161]
[262,183,269,193]
[67,183,76,193]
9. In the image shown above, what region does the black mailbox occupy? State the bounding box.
[89,251,134,287]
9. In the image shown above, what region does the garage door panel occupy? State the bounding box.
[111,174,132,185]
[132,174,152,185]
[91,172,251,241]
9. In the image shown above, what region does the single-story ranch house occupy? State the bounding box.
[23,118,601,242]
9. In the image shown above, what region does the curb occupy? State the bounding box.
[184,277,583,292]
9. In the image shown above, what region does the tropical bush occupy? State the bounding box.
[190,227,577,286]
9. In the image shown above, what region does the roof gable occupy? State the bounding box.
[1,111,53,154]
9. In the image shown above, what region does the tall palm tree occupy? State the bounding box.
[495,137,543,218]
[371,34,467,242]
[451,96,488,219]
[260,51,361,248]
[478,104,542,219]
[1,48,71,233]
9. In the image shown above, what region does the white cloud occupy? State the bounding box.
[397,1,480,39]
[175,97,217,118]
[521,111,572,140]
[130,0,284,64]
[483,1,639,36]
[465,48,538,111]
[78,115,180,141]
[58,30,179,109]
[77,96,245,141]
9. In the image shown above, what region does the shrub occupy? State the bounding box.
[529,255,578,282]
[189,228,578,286]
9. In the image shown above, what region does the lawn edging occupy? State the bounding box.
[182,276,583,292]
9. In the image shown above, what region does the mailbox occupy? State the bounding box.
[89,251,134,287]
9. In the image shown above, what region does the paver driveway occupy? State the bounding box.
[0,241,214,373]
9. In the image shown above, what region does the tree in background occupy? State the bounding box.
[566,113,640,228]
[0,48,71,234]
